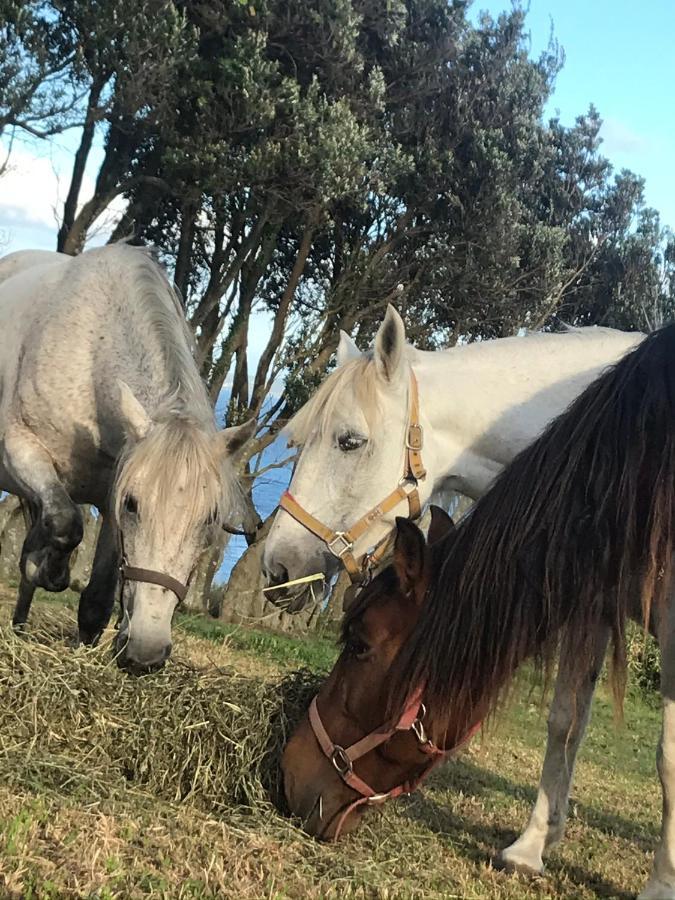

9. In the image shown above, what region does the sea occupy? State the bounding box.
[216,393,292,583]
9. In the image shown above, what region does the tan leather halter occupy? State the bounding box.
[308,692,480,840]
[280,372,427,583]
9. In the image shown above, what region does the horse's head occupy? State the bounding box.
[263,305,428,610]
[112,382,255,672]
[281,507,455,839]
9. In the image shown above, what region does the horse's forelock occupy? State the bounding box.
[286,355,400,447]
[113,410,241,538]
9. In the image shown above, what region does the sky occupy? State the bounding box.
[1,1,673,252]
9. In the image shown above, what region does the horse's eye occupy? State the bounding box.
[346,638,370,659]
[124,495,138,515]
[338,432,366,452]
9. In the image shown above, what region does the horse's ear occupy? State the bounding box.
[219,418,256,456]
[118,380,151,441]
[374,305,406,383]
[427,505,456,545]
[336,330,361,367]
[393,516,426,599]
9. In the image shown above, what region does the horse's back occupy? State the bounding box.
[0,249,70,289]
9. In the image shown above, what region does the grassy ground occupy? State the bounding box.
[0,587,663,899]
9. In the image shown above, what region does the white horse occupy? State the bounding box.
[263,305,646,880]
[263,304,643,594]
[0,244,254,671]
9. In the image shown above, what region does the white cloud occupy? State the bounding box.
[600,118,653,156]
[0,140,127,252]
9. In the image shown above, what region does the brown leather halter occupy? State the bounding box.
[117,532,189,606]
[280,371,427,583]
[308,692,480,839]
[119,563,189,604]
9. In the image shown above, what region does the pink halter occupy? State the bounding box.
[307,691,480,839]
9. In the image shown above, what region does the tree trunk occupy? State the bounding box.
[174,200,197,301]
[219,513,324,635]
[59,126,134,255]
[57,78,105,254]
[249,212,319,412]
[183,530,230,612]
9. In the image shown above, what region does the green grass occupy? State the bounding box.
[176,612,338,672]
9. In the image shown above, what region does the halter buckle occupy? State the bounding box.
[411,703,429,745]
[412,718,428,745]
[406,424,424,451]
[331,745,353,777]
[327,532,353,559]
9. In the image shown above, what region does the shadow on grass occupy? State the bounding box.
[397,756,653,899]
[429,756,656,848]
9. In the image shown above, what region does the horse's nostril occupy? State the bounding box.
[264,564,289,588]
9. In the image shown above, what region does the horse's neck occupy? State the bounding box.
[103,269,212,429]
[414,328,643,500]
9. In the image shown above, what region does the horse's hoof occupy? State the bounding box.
[495,849,545,877]
[77,628,101,648]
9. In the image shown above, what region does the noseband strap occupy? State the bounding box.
[120,564,189,605]
[279,371,427,584]
[308,693,480,840]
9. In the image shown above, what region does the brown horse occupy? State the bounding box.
[282,322,675,900]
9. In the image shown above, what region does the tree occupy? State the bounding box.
[16,0,672,566]
[0,0,81,174]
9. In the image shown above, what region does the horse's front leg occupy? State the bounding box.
[77,514,119,645]
[640,588,675,900]
[499,623,610,874]
[12,499,38,629]
[3,425,83,594]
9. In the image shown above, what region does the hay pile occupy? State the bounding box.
[0,612,321,817]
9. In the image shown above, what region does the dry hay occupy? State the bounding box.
[0,608,320,818]
[0,604,663,899]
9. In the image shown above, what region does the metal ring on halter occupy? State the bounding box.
[331,746,353,777]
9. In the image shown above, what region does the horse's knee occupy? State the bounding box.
[547,704,576,745]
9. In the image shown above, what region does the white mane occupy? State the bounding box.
[101,245,243,536]
[98,244,212,421]
[112,398,243,539]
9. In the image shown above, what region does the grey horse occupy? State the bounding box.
[0,244,254,671]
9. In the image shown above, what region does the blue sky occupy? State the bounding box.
[2,1,673,247]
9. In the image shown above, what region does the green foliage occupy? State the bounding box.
[0,0,79,145]
[7,0,673,474]
[626,623,661,699]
